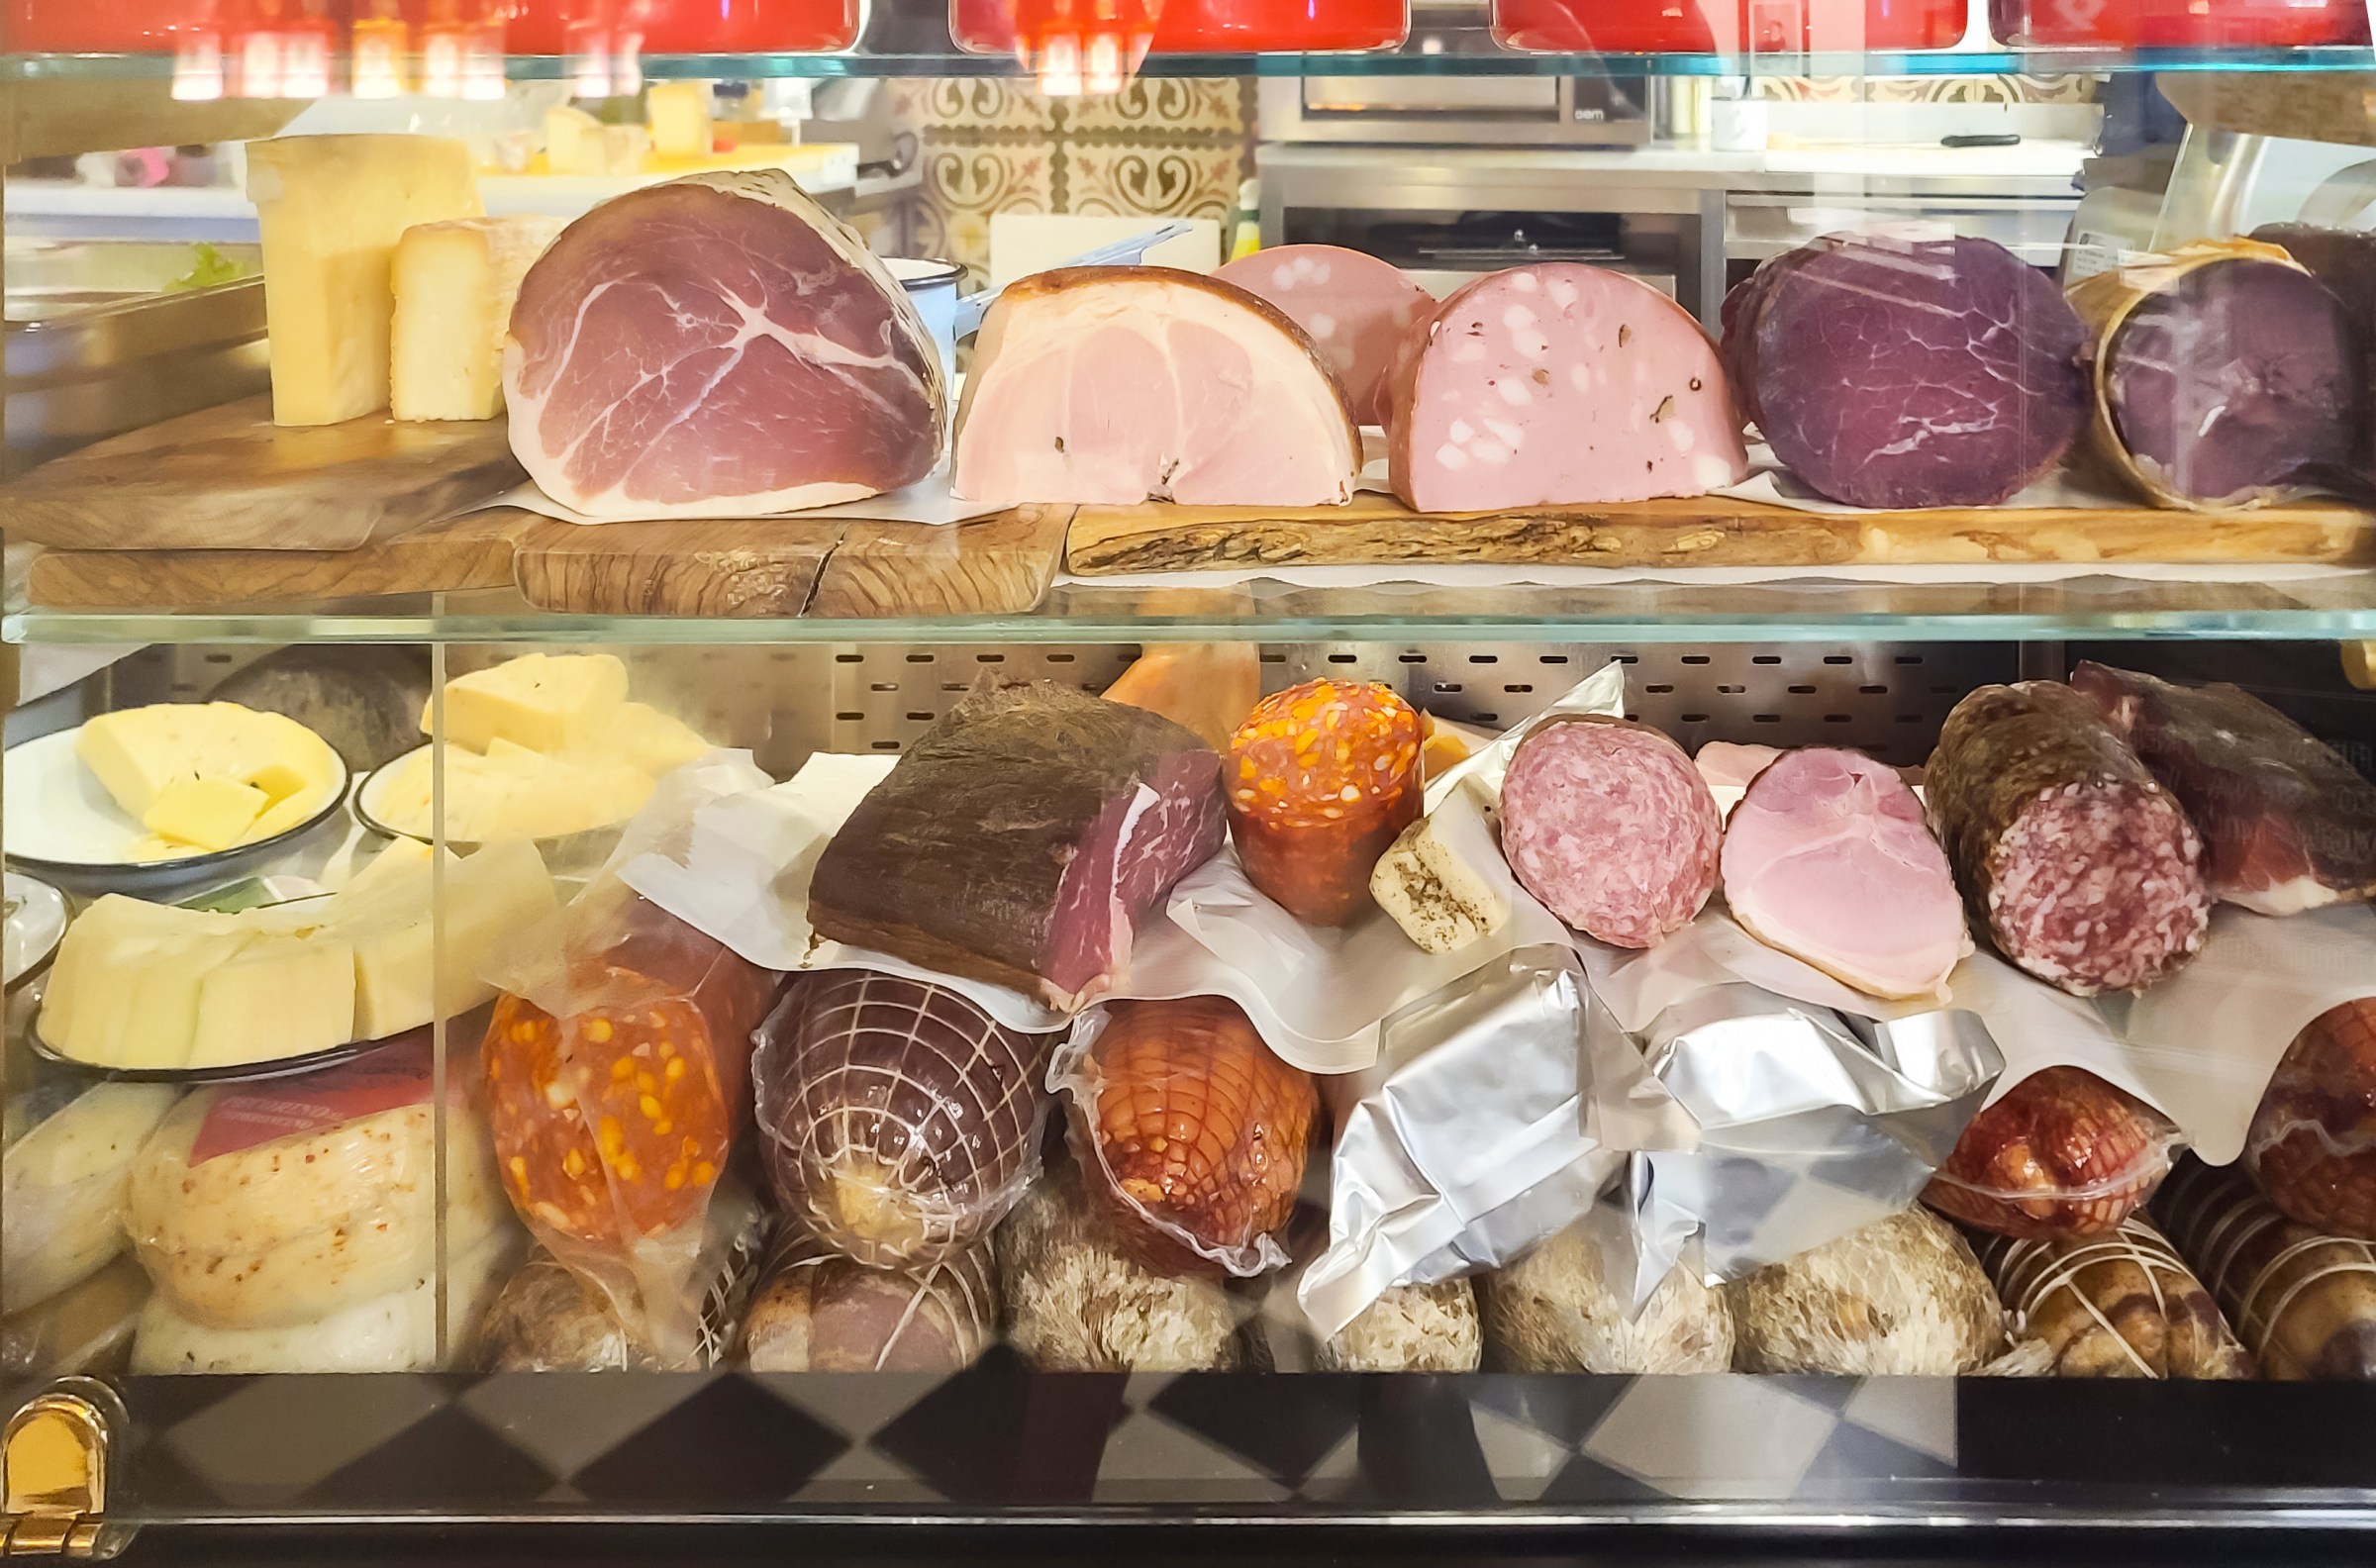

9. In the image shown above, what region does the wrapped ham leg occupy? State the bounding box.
[2244,998,2376,1237]
[2156,1158,2376,1379]
[1727,1209,2006,1375]
[1924,1067,2180,1240]
[1102,644,1262,753]
[1977,1217,2251,1379]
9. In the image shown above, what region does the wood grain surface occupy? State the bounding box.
[1062,491,2376,574]
[808,505,1073,618]
[509,513,849,618]
[4,396,525,552]
[26,508,543,608]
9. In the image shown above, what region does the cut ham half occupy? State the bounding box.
[950,266,1360,507]
[504,169,943,519]
[1721,746,1970,1000]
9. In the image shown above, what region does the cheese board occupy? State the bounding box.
[1062,491,2376,574]
[5,396,526,552]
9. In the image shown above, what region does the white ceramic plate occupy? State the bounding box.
[2,726,349,892]
[3,873,67,991]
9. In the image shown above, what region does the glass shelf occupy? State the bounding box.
[13,571,2376,645]
[8,43,2376,80]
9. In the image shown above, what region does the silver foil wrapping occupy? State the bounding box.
[1297,945,1693,1339]
[1603,981,2003,1305]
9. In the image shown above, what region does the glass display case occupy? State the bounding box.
[6,3,2376,1558]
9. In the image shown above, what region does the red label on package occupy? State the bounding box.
[189,1030,457,1164]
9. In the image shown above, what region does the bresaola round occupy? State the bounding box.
[504,169,943,519]
[1385,262,1747,512]
[1723,233,2089,509]
[1498,716,1722,948]
[1215,245,1435,427]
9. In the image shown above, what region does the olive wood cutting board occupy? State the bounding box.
[806,505,1073,619]
[5,396,526,552]
[1062,491,2376,574]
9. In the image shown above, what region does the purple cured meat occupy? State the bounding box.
[2071,661,2376,916]
[1721,233,2089,508]
[2099,258,2360,508]
[1499,715,1722,949]
[808,682,1225,1010]
[2253,224,2376,480]
[505,170,943,517]
[1926,682,2209,996]
[754,970,1055,1268]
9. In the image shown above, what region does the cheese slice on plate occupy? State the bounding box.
[190,933,357,1068]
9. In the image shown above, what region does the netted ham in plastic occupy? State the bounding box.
[1978,1217,2251,1379]
[1061,995,1318,1276]
[755,970,1055,1269]
[1727,1208,2006,1375]
[2156,1158,2376,1379]
[2245,998,2376,1238]
[740,1227,998,1373]
[1924,1067,2180,1239]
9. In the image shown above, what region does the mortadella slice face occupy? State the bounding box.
[1215,245,1435,427]
[1719,746,1970,1000]
[950,266,1360,507]
[1386,263,1747,513]
[505,169,944,519]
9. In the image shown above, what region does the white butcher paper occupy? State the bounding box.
[2116,902,2376,1165]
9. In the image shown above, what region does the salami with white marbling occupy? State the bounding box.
[1925,682,2208,996]
[1498,715,1722,949]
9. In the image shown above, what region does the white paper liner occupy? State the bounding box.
[475,466,1008,529]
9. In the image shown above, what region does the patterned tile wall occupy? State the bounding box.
[1752,71,2095,101]
[890,77,1256,283]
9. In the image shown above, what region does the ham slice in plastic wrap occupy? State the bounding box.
[950,266,1360,507]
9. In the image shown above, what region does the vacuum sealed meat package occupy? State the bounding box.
[1058,995,1319,1277]
[2244,998,2376,1237]
[1727,1208,2007,1375]
[1925,681,2209,995]
[482,886,784,1363]
[741,1227,998,1373]
[1226,679,1423,928]
[754,969,1055,1268]
[2072,662,2376,916]
[1978,1217,2252,1379]
[1924,1067,2181,1239]
[2156,1158,2376,1379]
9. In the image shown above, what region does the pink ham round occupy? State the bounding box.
[951,267,1360,507]
[1499,715,1722,949]
[1720,747,1970,1000]
[1215,245,1434,426]
[1385,263,1747,513]
[504,170,943,519]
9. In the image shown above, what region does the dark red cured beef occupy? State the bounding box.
[2244,999,2376,1239]
[2070,661,2376,915]
[505,170,942,518]
[754,971,1055,1267]
[1721,233,2089,508]
[1925,682,2209,996]
[807,682,1226,1011]
[1923,1066,2178,1239]
[2101,257,2360,507]
[1498,715,1721,948]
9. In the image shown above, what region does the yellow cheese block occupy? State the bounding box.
[89,928,261,1071]
[544,104,601,172]
[77,703,342,844]
[246,134,482,428]
[243,789,325,844]
[391,215,566,422]
[189,933,358,1068]
[609,702,713,776]
[428,652,629,754]
[142,777,268,853]
[344,838,439,903]
[40,897,246,1057]
[647,81,714,161]
[342,837,560,1038]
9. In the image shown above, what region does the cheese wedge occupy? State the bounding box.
[391,215,565,422]
[608,702,713,776]
[246,134,481,427]
[342,836,560,1037]
[78,702,341,845]
[429,653,629,754]
[190,933,357,1067]
[647,81,713,160]
[1370,782,1515,956]
[143,777,268,853]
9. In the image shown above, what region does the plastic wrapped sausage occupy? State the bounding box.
[2245,998,2376,1237]
[482,887,784,1361]
[1059,995,1318,1277]
[1923,1067,2181,1239]
[1226,679,1423,927]
[1978,1217,2251,1379]
[741,1227,998,1373]
[2156,1158,2376,1379]
[3,1082,178,1315]
[754,970,1054,1268]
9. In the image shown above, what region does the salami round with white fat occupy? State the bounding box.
[1215,245,1434,427]
[1723,232,2088,509]
[1498,715,1721,949]
[1925,682,2208,996]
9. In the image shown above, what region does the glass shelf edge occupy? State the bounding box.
[8,45,2376,80]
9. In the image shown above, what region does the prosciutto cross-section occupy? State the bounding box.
[950,266,1360,507]
[504,169,943,519]
[1385,262,1747,513]
[1215,245,1435,426]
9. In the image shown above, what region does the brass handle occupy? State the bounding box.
[1,1381,119,1559]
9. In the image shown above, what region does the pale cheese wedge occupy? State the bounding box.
[190,933,357,1067]
[391,215,566,422]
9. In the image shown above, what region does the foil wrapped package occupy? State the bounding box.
[1609,982,2003,1301]
[1298,945,1693,1339]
